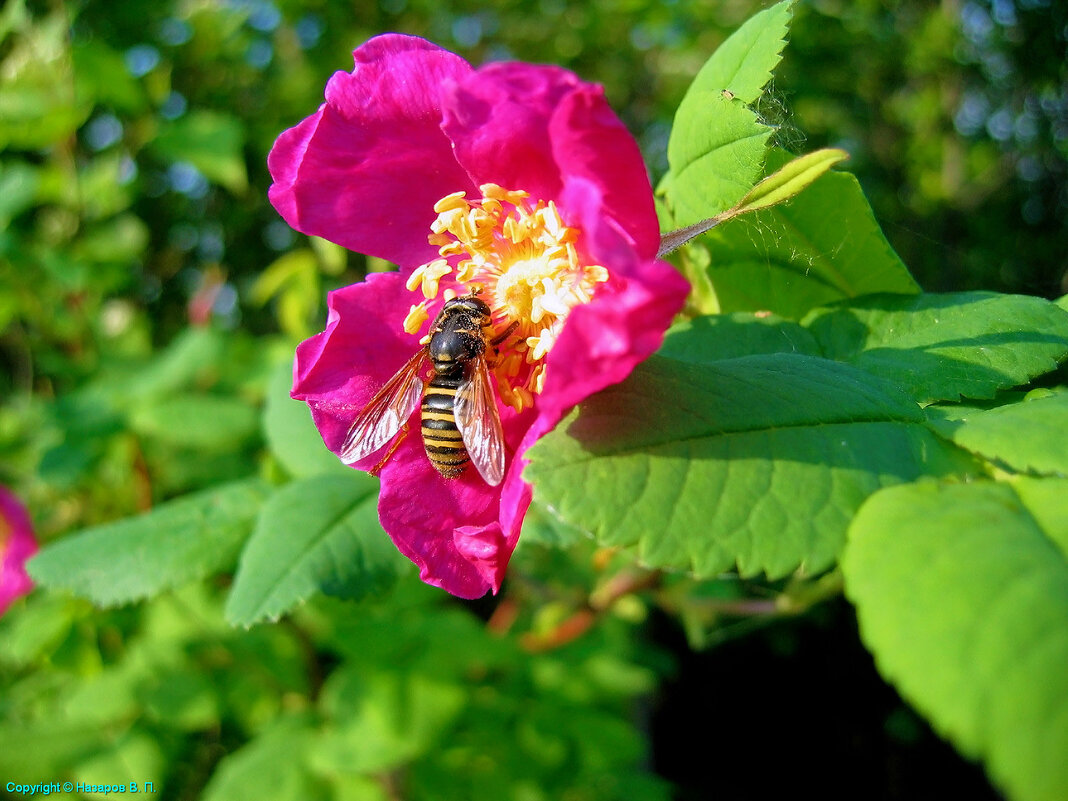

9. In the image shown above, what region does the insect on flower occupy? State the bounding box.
[270,34,690,596]
[339,291,518,485]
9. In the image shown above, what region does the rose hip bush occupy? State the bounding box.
[5,3,1068,800]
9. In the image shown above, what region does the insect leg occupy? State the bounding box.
[490,320,519,347]
[369,422,410,476]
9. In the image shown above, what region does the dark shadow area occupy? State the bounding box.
[648,598,1004,801]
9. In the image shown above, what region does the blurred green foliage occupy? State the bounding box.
[1,0,1065,798]
[3,0,1065,509]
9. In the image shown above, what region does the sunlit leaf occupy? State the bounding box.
[657,148,849,257]
[73,728,164,794]
[0,13,89,148]
[844,478,1068,801]
[662,0,793,225]
[129,393,260,450]
[226,474,405,627]
[0,720,128,783]
[805,291,1068,402]
[28,479,270,606]
[123,327,226,402]
[927,389,1068,475]
[0,162,39,226]
[312,666,466,774]
[699,150,918,318]
[525,352,972,579]
[201,714,326,801]
[263,359,352,478]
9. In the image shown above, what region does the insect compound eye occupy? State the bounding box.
[455,297,491,317]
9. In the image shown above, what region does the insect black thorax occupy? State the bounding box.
[428,296,492,376]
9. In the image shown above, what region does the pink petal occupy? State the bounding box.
[375,443,507,598]
[499,184,689,538]
[443,63,659,259]
[0,487,37,615]
[549,85,661,260]
[292,271,422,470]
[369,371,534,597]
[268,34,476,269]
[441,62,579,201]
[292,271,534,596]
[281,38,691,599]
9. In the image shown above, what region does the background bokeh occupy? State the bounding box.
[2,0,1064,798]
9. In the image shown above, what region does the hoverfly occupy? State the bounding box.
[338,293,514,485]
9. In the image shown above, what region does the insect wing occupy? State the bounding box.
[339,348,427,465]
[454,357,507,486]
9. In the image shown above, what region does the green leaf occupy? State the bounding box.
[658,311,820,363]
[701,150,919,318]
[129,393,260,450]
[0,719,128,782]
[73,214,149,265]
[843,478,1068,801]
[662,0,793,225]
[263,359,352,478]
[0,594,78,668]
[524,353,971,579]
[656,148,850,259]
[249,250,322,339]
[0,14,90,149]
[731,147,850,214]
[28,479,270,606]
[72,40,146,113]
[73,728,164,794]
[312,666,466,774]
[123,327,226,402]
[927,389,1068,475]
[0,162,39,226]
[225,474,406,627]
[150,110,248,194]
[201,714,328,801]
[140,666,220,730]
[804,292,1068,403]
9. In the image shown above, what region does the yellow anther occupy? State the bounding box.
[433,191,469,213]
[530,365,546,394]
[438,241,467,258]
[481,184,529,205]
[455,260,479,283]
[407,184,610,407]
[586,265,609,283]
[526,333,554,361]
[511,386,533,412]
[498,352,523,379]
[403,302,430,334]
[408,259,452,299]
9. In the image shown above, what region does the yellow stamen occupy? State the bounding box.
[403,301,430,334]
[408,185,610,411]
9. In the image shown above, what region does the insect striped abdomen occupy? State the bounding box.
[421,375,469,478]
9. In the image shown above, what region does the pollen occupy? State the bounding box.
[403,301,430,334]
[405,259,452,299]
[408,184,609,411]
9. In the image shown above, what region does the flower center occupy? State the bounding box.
[404,184,608,412]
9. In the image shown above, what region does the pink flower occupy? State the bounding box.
[0,487,38,615]
[269,34,688,598]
